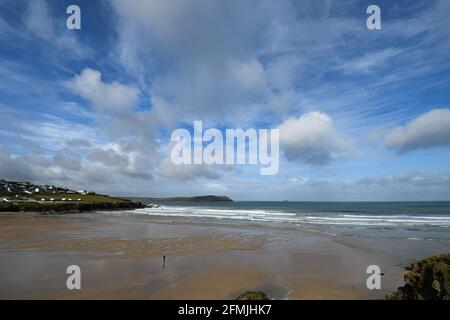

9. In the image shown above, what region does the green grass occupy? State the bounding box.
[387,253,450,300]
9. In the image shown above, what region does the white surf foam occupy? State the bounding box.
[128,206,450,228]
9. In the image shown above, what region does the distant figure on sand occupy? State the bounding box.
[163,255,166,269]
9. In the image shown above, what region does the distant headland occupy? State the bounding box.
[128,195,234,202]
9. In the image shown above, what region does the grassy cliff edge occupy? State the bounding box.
[387,253,450,300]
[0,193,144,213]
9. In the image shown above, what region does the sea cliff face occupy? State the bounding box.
[387,253,450,300]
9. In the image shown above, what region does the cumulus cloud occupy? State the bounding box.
[383,108,450,153]
[69,68,140,113]
[66,68,170,184]
[278,111,353,165]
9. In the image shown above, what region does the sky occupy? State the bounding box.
[0,0,450,201]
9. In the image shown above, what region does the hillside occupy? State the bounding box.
[0,179,144,213]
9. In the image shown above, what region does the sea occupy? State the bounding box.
[124,201,450,242]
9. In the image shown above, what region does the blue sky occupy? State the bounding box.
[0,0,450,200]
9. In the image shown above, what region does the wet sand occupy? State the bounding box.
[0,211,448,299]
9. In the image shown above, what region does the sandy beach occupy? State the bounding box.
[0,211,448,300]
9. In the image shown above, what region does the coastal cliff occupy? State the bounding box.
[0,180,145,213]
[387,253,450,300]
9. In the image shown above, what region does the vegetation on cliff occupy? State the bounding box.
[387,253,450,300]
[0,193,144,213]
[235,291,269,300]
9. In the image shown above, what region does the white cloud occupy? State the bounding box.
[339,48,403,74]
[288,176,310,185]
[278,111,353,165]
[384,108,450,152]
[65,69,170,185]
[69,68,139,113]
[70,68,140,113]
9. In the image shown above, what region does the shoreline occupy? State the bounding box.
[1,211,448,299]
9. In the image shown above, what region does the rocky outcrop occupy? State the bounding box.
[387,253,450,300]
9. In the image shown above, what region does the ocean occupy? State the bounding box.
[126,201,450,242]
